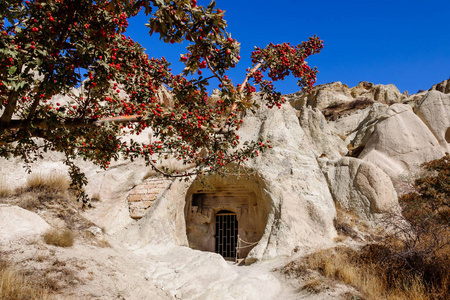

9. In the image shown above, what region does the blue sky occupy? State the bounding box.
[126,0,450,95]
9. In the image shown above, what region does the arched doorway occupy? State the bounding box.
[215,210,238,259]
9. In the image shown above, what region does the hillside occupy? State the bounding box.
[1,78,449,299]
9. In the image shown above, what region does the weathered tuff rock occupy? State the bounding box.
[415,90,450,152]
[287,81,353,111]
[0,204,51,243]
[298,106,347,160]
[359,103,445,178]
[349,81,406,104]
[2,79,434,267]
[0,152,153,235]
[322,157,399,221]
[287,81,406,113]
[430,78,450,94]
[288,81,448,181]
[328,103,389,143]
[119,100,338,262]
[344,103,390,155]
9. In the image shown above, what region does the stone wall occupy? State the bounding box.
[127,177,172,219]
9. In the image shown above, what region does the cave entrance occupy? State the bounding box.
[185,173,270,261]
[215,210,238,259]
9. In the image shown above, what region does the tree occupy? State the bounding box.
[0,0,323,203]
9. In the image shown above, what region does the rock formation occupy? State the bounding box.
[349,81,406,104]
[415,90,450,152]
[358,104,445,178]
[0,204,51,243]
[2,78,449,268]
[287,81,353,111]
[322,157,399,222]
[431,78,450,94]
[119,100,338,263]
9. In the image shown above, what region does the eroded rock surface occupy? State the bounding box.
[431,78,450,94]
[298,106,347,160]
[349,81,406,104]
[323,157,399,221]
[415,90,450,152]
[287,81,353,111]
[120,100,338,263]
[359,104,445,178]
[0,204,50,243]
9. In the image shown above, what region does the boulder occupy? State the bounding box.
[415,90,450,152]
[323,158,399,221]
[359,104,445,178]
[0,204,51,243]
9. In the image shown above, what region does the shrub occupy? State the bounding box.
[43,228,75,247]
[400,153,450,230]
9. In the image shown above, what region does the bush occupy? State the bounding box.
[400,153,450,230]
[43,229,75,247]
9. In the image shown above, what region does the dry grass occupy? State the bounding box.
[0,176,12,198]
[26,173,70,192]
[44,228,75,247]
[333,204,370,240]
[2,174,110,250]
[284,241,449,300]
[0,260,54,300]
[302,278,325,294]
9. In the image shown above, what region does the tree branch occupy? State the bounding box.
[0,116,232,133]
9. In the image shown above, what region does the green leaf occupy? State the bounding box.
[8,66,17,75]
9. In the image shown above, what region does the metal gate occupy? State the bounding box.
[215,211,238,259]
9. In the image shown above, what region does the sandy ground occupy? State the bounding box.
[1,226,353,299]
